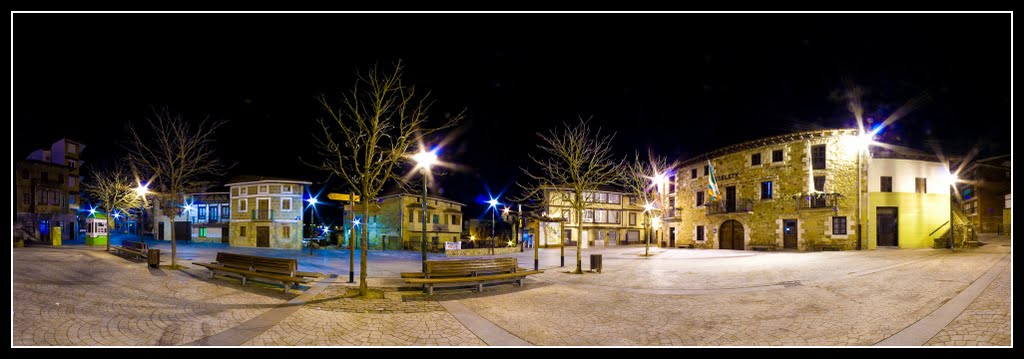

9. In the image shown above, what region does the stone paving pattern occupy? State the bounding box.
[925,258,1011,345]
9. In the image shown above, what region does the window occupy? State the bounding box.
[811,144,826,169]
[880,176,893,192]
[452,214,461,224]
[814,176,826,192]
[23,193,29,205]
[595,209,607,223]
[704,165,709,176]
[751,153,761,166]
[283,226,290,238]
[608,210,620,224]
[562,210,570,222]
[668,196,675,209]
[432,214,439,224]
[281,198,292,211]
[238,199,248,212]
[199,227,207,237]
[761,181,773,200]
[583,209,594,223]
[240,226,246,237]
[210,206,219,221]
[259,185,268,193]
[584,192,594,202]
[609,193,621,204]
[772,149,784,162]
[629,212,637,226]
[629,195,636,206]
[696,191,704,206]
[281,185,292,193]
[68,196,75,205]
[221,205,230,218]
[69,177,76,187]
[563,229,572,243]
[832,217,847,235]
[596,192,608,203]
[915,178,927,193]
[409,210,414,223]
[198,206,207,220]
[669,176,676,193]
[691,168,697,179]
[68,160,76,169]
[696,225,705,241]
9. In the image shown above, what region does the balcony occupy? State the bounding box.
[252,209,274,221]
[706,199,754,215]
[794,193,842,210]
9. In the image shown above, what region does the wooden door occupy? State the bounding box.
[783,220,798,249]
[720,220,744,250]
[221,227,229,244]
[257,226,270,247]
[877,207,898,246]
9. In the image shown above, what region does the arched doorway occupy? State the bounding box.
[719,220,745,250]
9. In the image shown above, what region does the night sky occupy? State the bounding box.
[13,13,1011,219]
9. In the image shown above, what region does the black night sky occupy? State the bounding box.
[13,13,1011,219]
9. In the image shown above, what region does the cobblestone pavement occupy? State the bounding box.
[12,247,289,346]
[13,235,1011,346]
[925,244,1012,346]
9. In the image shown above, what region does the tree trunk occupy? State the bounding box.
[106,217,113,252]
[574,206,583,274]
[359,184,369,297]
[169,211,177,268]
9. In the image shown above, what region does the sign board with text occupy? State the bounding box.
[328,193,361,202]
[445,241,461,251]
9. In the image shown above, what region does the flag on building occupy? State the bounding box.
[707,160,720,201]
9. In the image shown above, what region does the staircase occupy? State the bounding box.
[930,205,980,248]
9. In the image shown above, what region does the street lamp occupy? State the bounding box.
[413,148,439,271]
[643,201,654,256]
[652,172,668,247]
[134,182,150,238]
[306,196,318,243]
[947,171,959,251]
[488,197,500,255]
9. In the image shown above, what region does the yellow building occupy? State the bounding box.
[226,176,311,249]
[673,129,951,251]
[534,186,650,248]
[346,193,465,251]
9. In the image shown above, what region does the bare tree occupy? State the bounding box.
[306,61,461,296]
[125,107,230,268]
[622,150,673,256]
[82,162,143,252]
[519,117,625,274]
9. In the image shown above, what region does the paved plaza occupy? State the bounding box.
[12,234,1011,346]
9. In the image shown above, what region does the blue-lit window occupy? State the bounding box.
[761,181,773,200]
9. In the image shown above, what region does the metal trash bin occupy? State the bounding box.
[147,249,160,268]
[590,254,602,273]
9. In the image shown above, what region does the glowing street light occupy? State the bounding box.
[414,148,440,271]
[488,197,500,255]
[948,171,959,251]
[133,182,150,237]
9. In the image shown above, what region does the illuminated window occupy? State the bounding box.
[281,185,292,193]
[259,185,268,193]
[814,176,826,192]
[761,181,773,200]
[199,227,207,237]
[583,209,594,223]
[283,226,290,237]
[238,199,248,212]
[915,178,927,193]
[281,198,292,211]
[832,217,847,235]
[432,214,439,224]
[562,209,570,222]
[629,212,637,226]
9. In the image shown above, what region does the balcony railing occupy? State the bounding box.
[252,209,274,221]
[794,193,842,210]
[706,199,754,215]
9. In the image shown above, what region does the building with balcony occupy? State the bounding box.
[15,160,76,242]
[674,129,952,251]
[151,191,231,243]
[343,192,464,251]
[531,186,650,248]
[226,176,311,249]
[955,154,1010,233]
[26,138,85,212]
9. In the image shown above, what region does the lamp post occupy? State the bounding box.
[653,172,668,248]
[306,196,318,245]
[413,149,438,272]
[488,198,500,255]
[643,202,654,256]
[948,171,958,252]
[134,182,150,240]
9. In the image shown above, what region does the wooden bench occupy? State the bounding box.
[113,240,148,261]
[750,244,776,252]
[818,244,843,251]
[402,257,543,295]
[677,243,695,249]
[194,252,322,292]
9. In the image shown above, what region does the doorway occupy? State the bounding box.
[783,219,798,249]
[719,220,745,250]
[221,227,230,244]
[257,226,270,247]
[877,207,899,246]
[159,222,165,241]
[669,227,676,247]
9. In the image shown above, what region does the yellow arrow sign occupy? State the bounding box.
[327,193,360,202]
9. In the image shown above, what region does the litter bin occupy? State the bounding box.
[590,254,602,273]
[147,249,160,268]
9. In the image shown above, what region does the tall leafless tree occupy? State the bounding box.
[622,150,673,256]
[306,61,461,296]
[125,107,230,268]
[519,117,625,274]
[82,162,143,252]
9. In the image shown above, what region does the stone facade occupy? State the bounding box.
[15,160,77,242]
[675,130,864,251]
[227,178,310,249]
[445,247,520,257]
[343,194,464,251]
[957,155,1010,233]
[538,187,650,248]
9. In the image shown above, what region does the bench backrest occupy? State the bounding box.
[214,252,297,276]
[425,257,518,277]
[123,240,147,251]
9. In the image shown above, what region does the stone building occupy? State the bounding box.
[343,193,464,251]
[26,138,86,213]
[956,155,1010,233]
[532,186,650,248]
[14,160,76,241]
[226,176,310,249]
[151,191,230,243]
[673,129,952,251]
